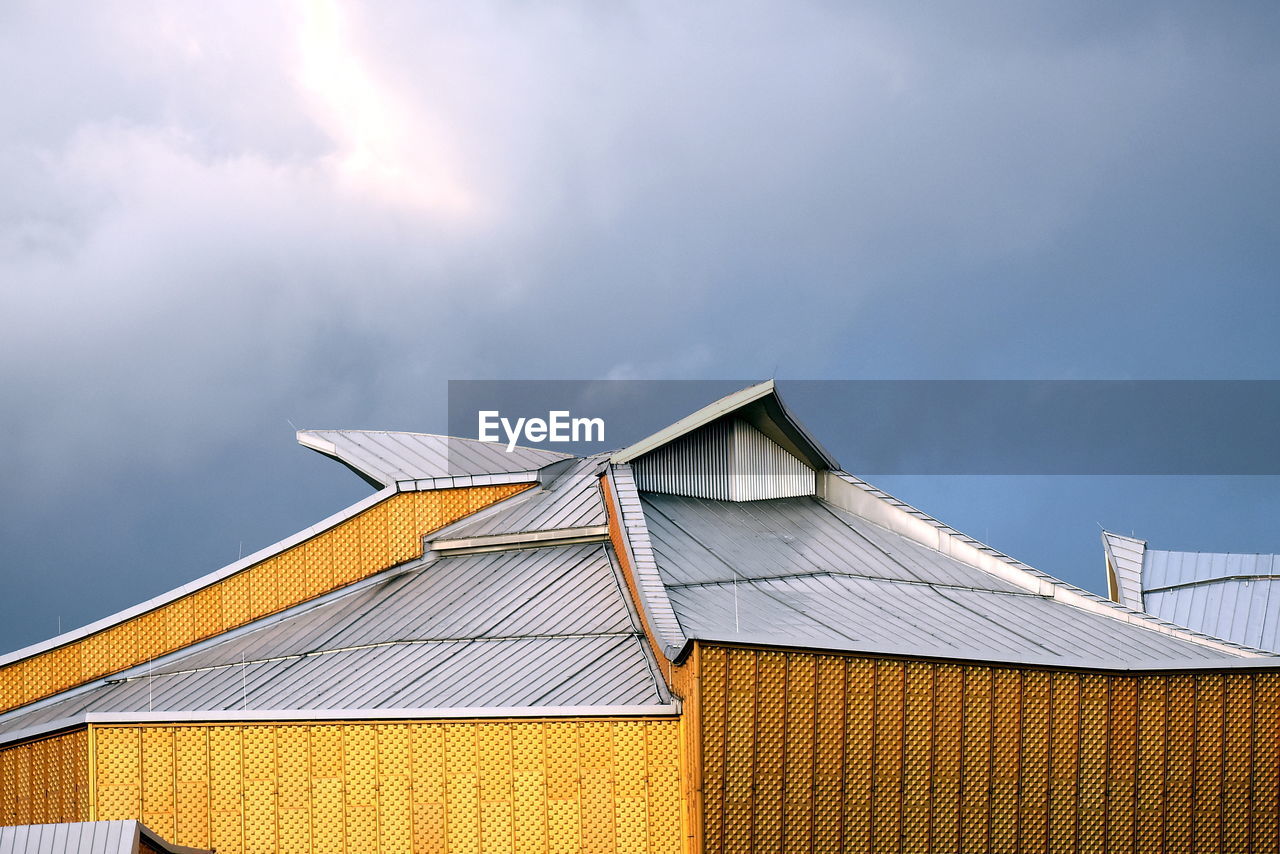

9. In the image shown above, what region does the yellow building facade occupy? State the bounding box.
[2,385,1277,852]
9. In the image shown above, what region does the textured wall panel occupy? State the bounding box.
[989,668,1020,853]
[0,729,88,825]
[1195,674,1224,854]
[843,658,875,854]
[1253,673,1280,854]
[784,655,817,852]
[1106,677,1137,852]
[0,483,531,714]
[1166,675,1196,851]
[1047,671,1079,854]
[696,644,1279,854]
[901,662,932,854]
[1018,670,1049,852]
[1135,677,1166,852]
[89,718,679,854]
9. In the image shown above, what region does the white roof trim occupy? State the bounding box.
[611,381,777,463]
[431,526,610,555]
[605,464,688,660]
[399,472,541,492]
[692,634,1280,672]
[822,472,1268,659]
[0,485,397,669]
[0,705,680,748]
[1101,530,1148,610]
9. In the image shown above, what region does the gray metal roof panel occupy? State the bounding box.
[0,543,666,740]
[439,457,608,539]
[647,494,1253,668]
[298,430,572,486]
[1145,578,1280,652]
[0,635,665,741]
[1145,548,1279,589]
[641,493,1024,593]
[1137,545,1280,653]
[0,822,207,854]
[1101,531,1146,610]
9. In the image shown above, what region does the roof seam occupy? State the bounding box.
[664,570,1050,598]
[107,631,647,683]
[1146,574,1280,593]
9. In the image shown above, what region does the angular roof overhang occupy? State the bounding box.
[610,380,838,471]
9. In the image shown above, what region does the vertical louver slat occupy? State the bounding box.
[633,418,814,501]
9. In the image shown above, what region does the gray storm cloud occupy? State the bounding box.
[1,1,1279,650]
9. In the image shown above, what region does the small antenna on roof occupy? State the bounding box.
[287,418,298,431]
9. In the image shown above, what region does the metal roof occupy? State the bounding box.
[643,493,1263,669]
[1102,531,1146,610]
[0,544,670,742]
[1103,532,1280,653]
[297,429,572,487]
[437,456,609,539]
[611,380,838,470]
[0,822,207,854]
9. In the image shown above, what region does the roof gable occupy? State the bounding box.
[611,380,838,471]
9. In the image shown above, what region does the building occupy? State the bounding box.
[0,381,1277,854]
[1104,530,1280,654]
[0,820,209,854]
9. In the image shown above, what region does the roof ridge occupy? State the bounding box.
[828,472,1269,657]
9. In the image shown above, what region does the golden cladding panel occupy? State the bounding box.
[989,668,1021,854]
[871,660,905,853]
[1106,676,1137,852]
[814,656,847,851]
[1253,673,1280,854]
[0,483,530,714]
[1222,674,1253,851]
[902,661,933,854]
[695,644,1280,854]
[1018,669,1050,853]
[723,649,755,853]
[754,650,787,853]
[1048,672,1080,854]
[1195,673,1225,854]
[1077,672,1107,851]
[841,658,874,854]
[960,666,993,853]
[1135,677,1167,852]
[1166,675,1196,852]
[931,664,963,852]
[91,718,679,854]
[0,729,89,825]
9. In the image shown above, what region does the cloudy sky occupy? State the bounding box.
[2,1,1279,652]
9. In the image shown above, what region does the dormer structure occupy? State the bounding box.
[1,382,1277,854]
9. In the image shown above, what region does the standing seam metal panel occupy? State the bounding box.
[0,484,533,716]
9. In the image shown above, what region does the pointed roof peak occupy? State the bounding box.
[610,380,838,470]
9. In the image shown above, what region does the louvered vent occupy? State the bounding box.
[633,418,815,500]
